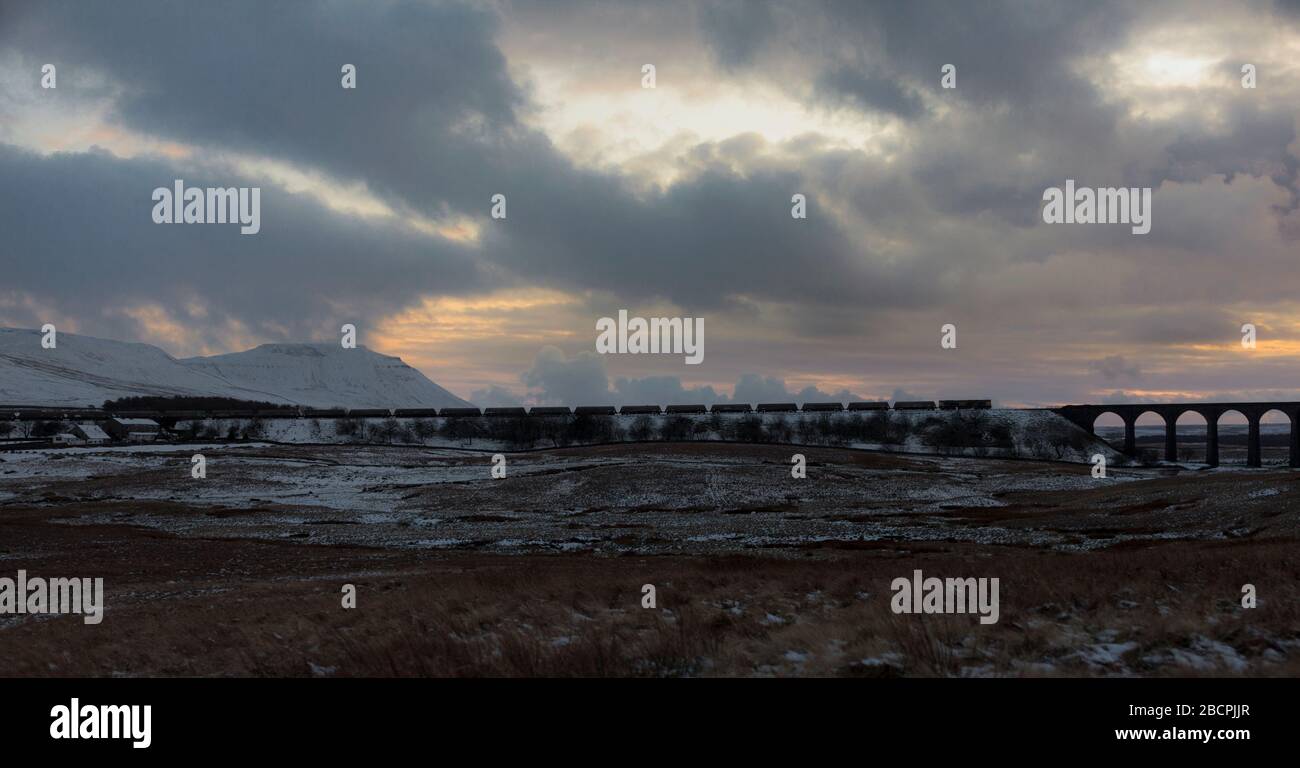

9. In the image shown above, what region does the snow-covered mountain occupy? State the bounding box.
[0,328,471,409]
[0,328,277,406]
[182,343,471,409]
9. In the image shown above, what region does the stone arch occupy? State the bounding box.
[1259,408,1294,467]
[1172,409,1209,464]
[1133,409,1166,463]
[1215,409,1251,467]
[1090,409,1130,453]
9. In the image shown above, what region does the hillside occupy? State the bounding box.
[181,344,471,409]
[0,328,283,406]
[0,328,471,409]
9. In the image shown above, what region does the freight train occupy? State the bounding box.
[0,400,992,421]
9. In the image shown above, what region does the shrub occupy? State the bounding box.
[335,417,362,438]
[924,411,1010,450]
[410,418,437,441]
[535,417,567,448]
[733,416,766,443]
[659,416,693,441]
[367,417,406,444]
[1031,418,1090,459]
[628,416,655,441]
[567,415,618,445]
[708,413,725,434]
[32,420,68,437]
[440,417,486,444]
[864,412,906,444]
[483,416,542,448]
[764,416,794,443]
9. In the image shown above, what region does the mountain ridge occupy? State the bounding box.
[0,328,472,409]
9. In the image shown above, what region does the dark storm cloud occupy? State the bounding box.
[1275,0,1300,17]
[1,0,523,215]
[694,0,1133,109]
[478,160,922,310]
[1163,106,1300,210]
[693,0,1259,229]
[815,67,925,119]
[1,0,923,315]
[0,143,489,346]
[696,0,777,70]
[728,0,1294,222]
[859,0,1132,106]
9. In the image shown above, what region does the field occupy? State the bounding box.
[0,442,1296,676]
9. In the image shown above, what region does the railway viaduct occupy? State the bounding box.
[1053,402,1300,468]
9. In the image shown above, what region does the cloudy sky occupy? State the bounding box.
[3,0,1300,409]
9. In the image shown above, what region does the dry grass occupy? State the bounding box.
[0,530,1295,677]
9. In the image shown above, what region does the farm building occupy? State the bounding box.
[71,424,110,444]
[52,433,85,446]
[103,418,161,441]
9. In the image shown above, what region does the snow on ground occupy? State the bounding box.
[0,440,1187,555]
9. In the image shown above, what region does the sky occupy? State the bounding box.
[2,0,1300,410]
